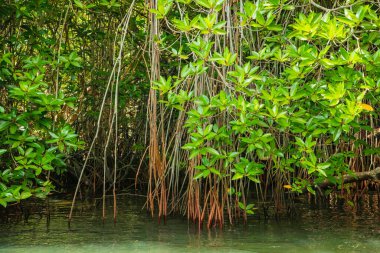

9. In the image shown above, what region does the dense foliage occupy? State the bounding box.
[0,1,85,206]
[1,0,379,226]
[148,0,380,224]
[0,56,82,207]
[0,0,148,207]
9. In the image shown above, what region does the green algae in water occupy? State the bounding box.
[0,197,379,253]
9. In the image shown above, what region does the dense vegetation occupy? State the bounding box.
[0,0,149,209]
[1,0,380,227]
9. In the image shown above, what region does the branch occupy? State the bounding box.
[296,168,380,194]
[310,0,365,12]
[318,167,380,189]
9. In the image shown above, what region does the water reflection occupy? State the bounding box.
[0,195,379,253]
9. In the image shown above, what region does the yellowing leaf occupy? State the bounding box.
[283,185,292,189]
[359,103,374,111]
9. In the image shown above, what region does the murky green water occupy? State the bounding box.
[1,195,379,253]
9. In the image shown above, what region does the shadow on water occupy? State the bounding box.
[0,194,380,253]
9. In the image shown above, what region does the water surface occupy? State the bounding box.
[0,195,379,253]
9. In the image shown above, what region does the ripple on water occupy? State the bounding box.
[0,195,379,253]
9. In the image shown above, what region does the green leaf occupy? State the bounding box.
[193,172,204,180]
[42,164,54,171]
[248,176,261,183]
[204,147,220,156]
[182,143,197,150]
[49,132,59,139]
[189,149,200,159]
[228,152,240,158]
[307,185,316,195]
[196,0,211,9]
[246,203,255,210]
[0,121,10,132]
[333,128,342,142]
[74,0,85,9]
[317,168,327,177]
[232,173,244,180]
[20,191,32,200]
[0,199,7,208]
[0,183,7,191]
[209,167,221,176]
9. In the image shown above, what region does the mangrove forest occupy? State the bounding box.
[1,0,380,252]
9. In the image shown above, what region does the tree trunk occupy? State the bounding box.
[318,167,380,189]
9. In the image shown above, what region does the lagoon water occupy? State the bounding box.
[0,196,379,253]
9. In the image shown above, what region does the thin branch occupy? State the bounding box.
[310,0,365,12]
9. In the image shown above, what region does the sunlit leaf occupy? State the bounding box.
[358,103,374,111]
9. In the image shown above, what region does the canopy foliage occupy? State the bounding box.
[1,0,380,226]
